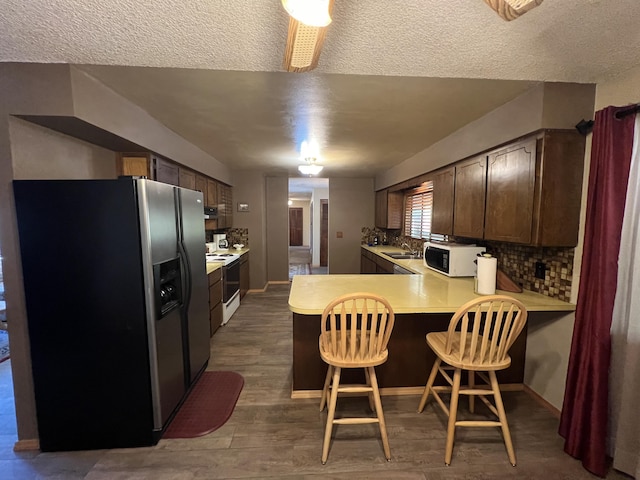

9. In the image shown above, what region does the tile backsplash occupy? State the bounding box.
[226,228,249,247]
[483,241,574,301]
[363,227,574,301]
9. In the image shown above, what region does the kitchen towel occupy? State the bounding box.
[476,254,497,295]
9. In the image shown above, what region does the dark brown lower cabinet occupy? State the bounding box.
[208,268,223,336]
[240,253,250,299]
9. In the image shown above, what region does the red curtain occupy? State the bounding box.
[559,106,636,477]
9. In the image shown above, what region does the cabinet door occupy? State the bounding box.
[240,254,250,299]
[533,131,585,247]
[360,253,377,274]
[210,301,222,336]
[179,168,196,190]
[431,167,455,235]
[453,155,486,239]
[206,179,218,207]
[195,174,207,197]
[485,139,536,243]
[375,256,395,274]
[375,189,403,229]
[217,184,233,229]
[154,156,179,185]
[117,154,150,178]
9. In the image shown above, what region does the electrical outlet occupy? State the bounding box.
[535,261,546,279]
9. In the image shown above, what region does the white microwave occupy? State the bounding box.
[423,242,486,277]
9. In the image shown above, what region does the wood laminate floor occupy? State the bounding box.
[0,284,631,479]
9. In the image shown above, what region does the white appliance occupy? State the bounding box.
[206,252,240,324]
[423,241,486,277]
[213,233,228,250]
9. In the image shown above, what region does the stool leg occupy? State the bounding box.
[468,370,475,414]
[368,366,391,461]
[364,366,375,412]
[320,365,333,411]
[489,370,516,466]
[322,366,341,464]
[445,367,461,466]
[418,357,441,413]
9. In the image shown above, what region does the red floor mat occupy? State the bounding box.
[163,371,244,439]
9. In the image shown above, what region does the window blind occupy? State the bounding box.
[404,183,433,239]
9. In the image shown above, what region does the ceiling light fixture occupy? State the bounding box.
[297,139,324,175]
[483,0,543,21]
[282,0,334,73]
[298,162,323,176]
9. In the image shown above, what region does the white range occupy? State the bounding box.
[206,252,241,325]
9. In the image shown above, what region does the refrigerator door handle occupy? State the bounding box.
[178,240,192,314]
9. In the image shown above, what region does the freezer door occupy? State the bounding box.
[137,179,186,430]
[178,187,211,382]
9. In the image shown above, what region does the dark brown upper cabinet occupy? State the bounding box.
[535,130,586,246]
[430,166,455,236]
[375,189,403,229]
[154,156,179,186]
[453,155,486,239]
[484,130,584,246]
[484,138,537,244]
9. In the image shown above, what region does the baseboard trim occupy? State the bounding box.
[247,281,290,294]
[14,439,39,451]
[523,384,561,419]
[292,383,524,399]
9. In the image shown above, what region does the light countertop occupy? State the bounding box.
[361,244,431,274]
[289,272,575,316]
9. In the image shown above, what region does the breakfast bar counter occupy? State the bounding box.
[289,274,575,397]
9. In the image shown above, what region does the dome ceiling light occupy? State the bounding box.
[297,139,324,176]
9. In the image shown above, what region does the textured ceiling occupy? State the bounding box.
[2,0,640,177]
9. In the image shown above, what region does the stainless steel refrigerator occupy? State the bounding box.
[13,177,211,451]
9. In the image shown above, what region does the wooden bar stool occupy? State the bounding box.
[417,295,528,466]
[318,293,395,464]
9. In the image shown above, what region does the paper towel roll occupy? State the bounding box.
[476,255,497,295]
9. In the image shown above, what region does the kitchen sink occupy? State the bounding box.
[381,251,422,260]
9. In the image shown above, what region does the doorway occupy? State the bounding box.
[288,177,329,279]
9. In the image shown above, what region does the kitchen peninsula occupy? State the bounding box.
[288,267,575,398]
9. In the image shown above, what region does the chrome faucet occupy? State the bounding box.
[401,242,417,255]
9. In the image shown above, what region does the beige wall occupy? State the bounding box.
[232,170,268,290]
[266,176,289,282]
[10,118,116,180]
[70,67,231,184]
[328,178,374,274]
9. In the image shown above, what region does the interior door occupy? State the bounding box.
[289,207,303,246]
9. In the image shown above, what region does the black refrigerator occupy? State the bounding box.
[13,177,211,451]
